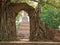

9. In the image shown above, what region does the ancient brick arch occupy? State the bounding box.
[10,3,37,41]
[10,3,46,41]
[10,3,35,17]
[0,1,38,41]
[9,3,54,41]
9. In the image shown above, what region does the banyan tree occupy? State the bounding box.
[0,0,59,41]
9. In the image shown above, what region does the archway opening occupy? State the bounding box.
[16,10,30,41]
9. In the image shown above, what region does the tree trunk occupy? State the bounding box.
[29,3,53,41]
[29,14,37,41]
[0,0,17,41]
[0,0,1,41]
[5,6,17,41]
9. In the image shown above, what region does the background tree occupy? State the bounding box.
[31,0,60,41]
[41,5,60,29]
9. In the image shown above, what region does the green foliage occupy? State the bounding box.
[41,4,60,29]
[10,0,38,8]
[19,0,30,2]
[10,0,16,3]
[16,11,22,30]
[10,0,30,3]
